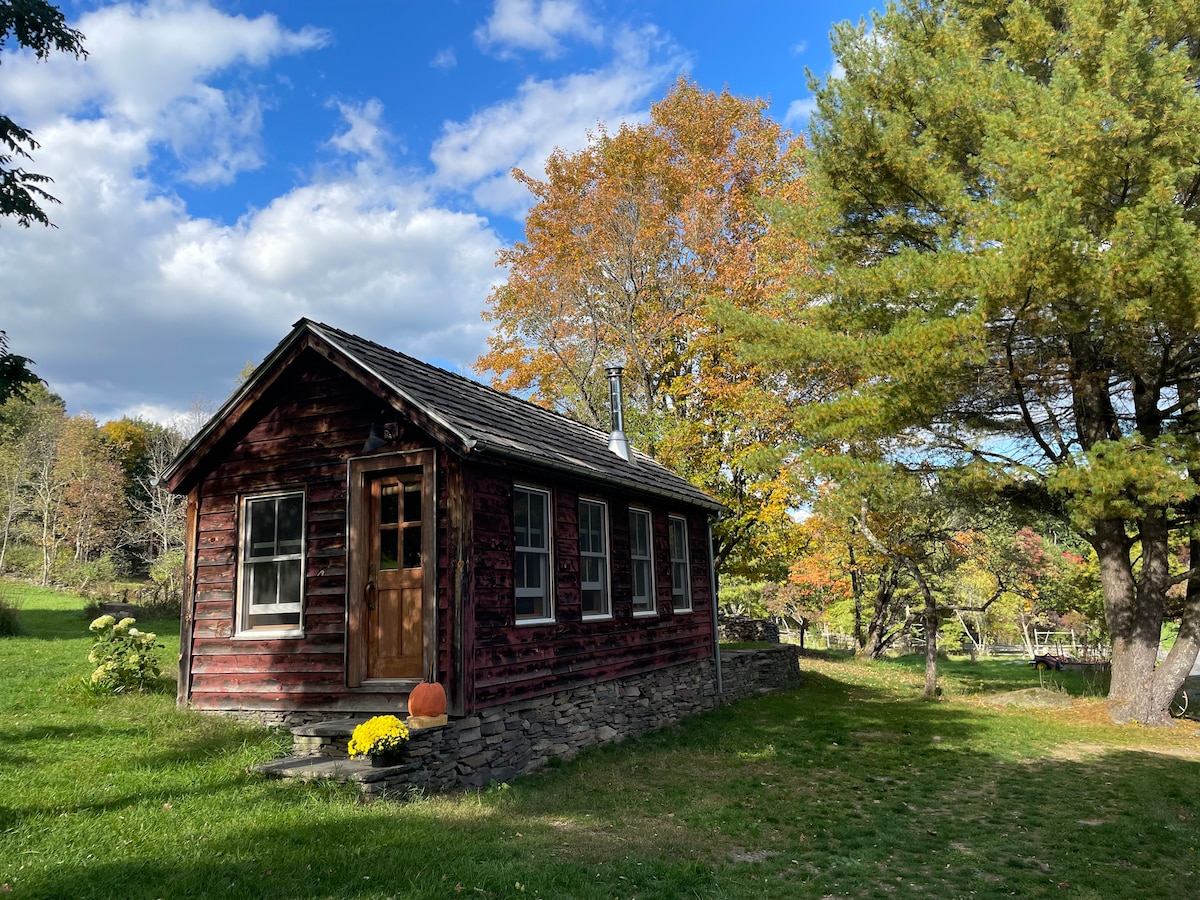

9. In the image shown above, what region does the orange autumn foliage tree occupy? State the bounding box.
[476,78,815,577]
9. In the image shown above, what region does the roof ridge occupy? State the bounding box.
[306,318,650,453]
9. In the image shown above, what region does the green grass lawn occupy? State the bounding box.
[2,582,1199,899]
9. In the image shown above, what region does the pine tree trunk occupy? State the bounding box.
[1096,518,1170,724]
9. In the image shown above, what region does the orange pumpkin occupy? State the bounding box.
[409,680,447,718]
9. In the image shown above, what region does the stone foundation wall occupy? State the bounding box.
[284,647,801,797]
[720,645,802,703]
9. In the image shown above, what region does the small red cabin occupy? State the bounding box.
[164,319,722,722]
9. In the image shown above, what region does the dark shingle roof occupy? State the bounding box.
[165,318,720,512]
[306,320,721,512]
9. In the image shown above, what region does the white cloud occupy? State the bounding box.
[432,25,684,216]
[474,0,602,59]
[430,47,457,69]
[3,143,503,422]
[792,40,808,55]
[327,98,396,161]
[0,1,327,184]
[785,97,817,128]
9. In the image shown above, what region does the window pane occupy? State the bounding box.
[248,500,276,558]
[517,551,543,591]
[633,559,649,599]
[278,559,302,605]
[669,518,685,560]
[582,588,603,615]
[515,488,548,551]
[403,482,421,523]
[380,528,399,570]
[527,493,545,549]
[277,495,303,549]
[580,501,605,553]
[381,484,399,526]
[248,560,278,607]
[630,510,649,556]
[672,560,688,590]
[581,556,598,584]
[403,526,422,568]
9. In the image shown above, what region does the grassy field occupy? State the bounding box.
[2,582,1199,899]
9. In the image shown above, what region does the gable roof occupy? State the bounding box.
[164,318,722,513]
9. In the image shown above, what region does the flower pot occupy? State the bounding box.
[369,751,404,768]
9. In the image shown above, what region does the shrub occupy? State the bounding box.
[58,554,118,595]
[2,543,42,580]
[86,615,163,693]
[150,550,185,600]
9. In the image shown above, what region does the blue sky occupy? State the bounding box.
[2,0,875,426]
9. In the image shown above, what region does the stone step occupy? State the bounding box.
[290,717,373,758]
[252,755,405,785]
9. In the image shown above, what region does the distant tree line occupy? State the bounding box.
[0,383,193,602]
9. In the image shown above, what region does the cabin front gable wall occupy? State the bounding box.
[181,351,459,717]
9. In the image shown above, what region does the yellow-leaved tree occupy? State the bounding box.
[476,78,814,577]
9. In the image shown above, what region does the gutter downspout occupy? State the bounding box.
[707,518,723,698]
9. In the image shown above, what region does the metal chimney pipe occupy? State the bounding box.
[605,365,635,464]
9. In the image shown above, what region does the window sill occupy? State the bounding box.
[632,610,658,618]
[516,617,556,626]
[581,613,614,622]
[233,629,304,640]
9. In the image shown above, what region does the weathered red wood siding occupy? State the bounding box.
[183,350,457,714]
[464,463,716,709]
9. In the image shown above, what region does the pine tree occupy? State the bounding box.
[732,0,1200,722]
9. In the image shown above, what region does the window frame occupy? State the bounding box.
[629,506,656,617]
[236,490,306,638]
[668,514,692,613]
[578,497,612,620]
[514,485,555,624]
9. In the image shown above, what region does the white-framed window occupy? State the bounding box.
[668,515,691,613]
[579,498,611,619]
[514,485,553,622]
[629,507,656,616]
[238,491,305,636]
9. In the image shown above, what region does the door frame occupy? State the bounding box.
[346,449,437,688]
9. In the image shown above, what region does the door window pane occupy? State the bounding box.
[380,528,399,570]
[381,484,400,525]
[402,526,422,569]
[403,482,421,522]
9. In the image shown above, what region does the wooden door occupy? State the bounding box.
[365,473,425,680]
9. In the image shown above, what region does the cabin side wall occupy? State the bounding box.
[465,462,716,710]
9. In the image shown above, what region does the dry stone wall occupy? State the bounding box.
[285,646,801,797]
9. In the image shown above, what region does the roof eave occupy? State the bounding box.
[469,438,725,514]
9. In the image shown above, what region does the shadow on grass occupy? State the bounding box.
[9,606,92,640]
[12,740,1200,900]
[876,653,1112,699]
